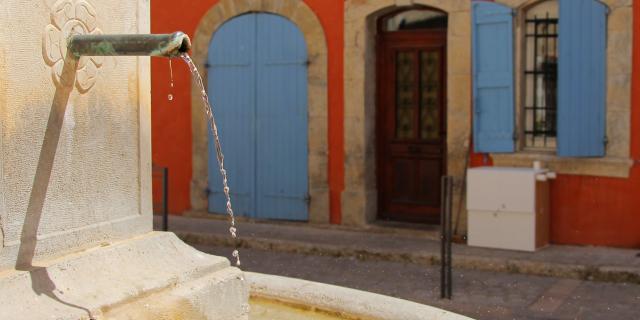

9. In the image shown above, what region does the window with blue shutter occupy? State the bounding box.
[557,0,608,157]
[472,1,515,153]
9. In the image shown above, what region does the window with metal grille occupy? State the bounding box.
[523,2,558,149]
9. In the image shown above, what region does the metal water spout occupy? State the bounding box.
[67,32,191,58]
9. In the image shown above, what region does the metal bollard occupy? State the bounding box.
[440,176,453,299]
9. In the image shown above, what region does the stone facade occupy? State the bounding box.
[190,0,330,223]
[343,0,634,234]
[343,0,472,227]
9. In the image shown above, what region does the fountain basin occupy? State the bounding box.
[246,272,473,320]
[0,233,249,320]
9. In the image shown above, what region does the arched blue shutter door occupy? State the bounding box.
[472,1,515,153]
[558,0,607,157]
[208,13,308,221]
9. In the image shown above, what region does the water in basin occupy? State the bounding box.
[249,297,365,320]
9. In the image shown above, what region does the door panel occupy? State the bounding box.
[256,14,309,221]
[208,14,256,217]
[208,13,309,221]
[378,32,447,223]
[417,158,442,206]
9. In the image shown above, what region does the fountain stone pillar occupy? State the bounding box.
[0,0,248,319]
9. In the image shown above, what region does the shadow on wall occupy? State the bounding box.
[14,52,95,320]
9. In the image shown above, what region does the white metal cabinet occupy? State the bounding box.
[467,167,551,251]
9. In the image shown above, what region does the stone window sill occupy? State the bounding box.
[491,153,633,178]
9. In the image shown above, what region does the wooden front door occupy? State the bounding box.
[377,30,447,223]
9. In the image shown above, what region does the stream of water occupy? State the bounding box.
[181,53,240,267]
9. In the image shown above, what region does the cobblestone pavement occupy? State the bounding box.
[199,245,640,320]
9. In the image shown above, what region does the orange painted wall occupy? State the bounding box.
[150,1,345,220]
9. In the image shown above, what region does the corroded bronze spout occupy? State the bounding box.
[68,32,191,58]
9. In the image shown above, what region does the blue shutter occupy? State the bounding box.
[208,14,257,217]
[558,0,607,157]
[472,1,515,153]
[256,14,309,221]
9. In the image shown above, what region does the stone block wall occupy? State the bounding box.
[0,0,152,270]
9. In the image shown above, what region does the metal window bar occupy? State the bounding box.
[524,14,558,148]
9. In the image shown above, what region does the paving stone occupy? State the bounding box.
[199,245,640,320]
[155,215,640,284]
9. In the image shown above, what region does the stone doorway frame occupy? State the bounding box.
[190,0,329,223]
[343,0,472,229]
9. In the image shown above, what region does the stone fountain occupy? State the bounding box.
[0,0,247,319]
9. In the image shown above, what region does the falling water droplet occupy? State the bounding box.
[232,250,241,266]
[167,94,174,101]
[169,58,175,88]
